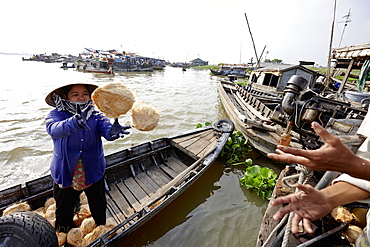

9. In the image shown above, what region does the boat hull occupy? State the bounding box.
[218,80,285,155]
[256,166,362,247]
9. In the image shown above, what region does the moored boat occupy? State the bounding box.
[0,119,234,246]
[210,63,253,78]
[75,58,114,74]
[255,43,370,246]
[218,77,367,156]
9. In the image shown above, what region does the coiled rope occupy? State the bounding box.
[262,164,313,247]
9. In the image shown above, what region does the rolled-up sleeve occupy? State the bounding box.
[333,174,370,203]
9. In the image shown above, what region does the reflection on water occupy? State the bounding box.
[119,160,275,247]
[0,55,281,246]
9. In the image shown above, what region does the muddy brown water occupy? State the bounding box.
[0,55,281,246]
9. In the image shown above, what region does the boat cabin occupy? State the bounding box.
[249,62,323,92]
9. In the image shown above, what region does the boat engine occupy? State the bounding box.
[270,75,367,149]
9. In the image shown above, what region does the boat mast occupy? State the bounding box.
[324,0,337,87]
[244,13,260,68]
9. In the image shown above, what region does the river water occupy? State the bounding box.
[0,54,280,246]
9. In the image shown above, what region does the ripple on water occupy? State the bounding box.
[1,58,270,246]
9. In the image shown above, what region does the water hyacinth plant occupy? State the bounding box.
[239,165,277,200]
[196,122,212,128]
[221,131,252,164]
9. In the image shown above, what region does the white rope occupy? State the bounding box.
[261,214,288,247]
[261,164,313,247]
[282,164,313,247]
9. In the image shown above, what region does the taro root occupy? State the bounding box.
[84,225,115,245]
[45,197,56,210]
[33,206,46,218]
[56,232,67,247]
[45,205,56,228]
[73,204,91,226]
[92,82,135,118]
[67,227,86,247]
[2,202,31,216]
[131,102,160,131]
[342,225,362,243]
[80,217,96,236]
[331,206,354,223]
[80,192,88,205]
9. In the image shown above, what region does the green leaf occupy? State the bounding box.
[260,167,273,178]
[238,165,277,201]
[247,165,261,176]
[221,131,253,164]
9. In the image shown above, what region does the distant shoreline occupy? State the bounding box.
[0,52,32,56]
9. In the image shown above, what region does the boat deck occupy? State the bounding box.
[103,128,219,230]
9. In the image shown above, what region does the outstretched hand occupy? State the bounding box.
[110,118,131,140]
[271,183,332,234]
[75,104,91,130]
[267,122,357,173]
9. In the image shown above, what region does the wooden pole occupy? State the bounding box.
[244,13,259,68]
[325,0,337,87]
[257,45,266,68]
[337,58,355,94]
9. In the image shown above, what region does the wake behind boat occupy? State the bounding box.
[0,119,234,246]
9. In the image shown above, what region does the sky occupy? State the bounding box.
[2,0,370,66]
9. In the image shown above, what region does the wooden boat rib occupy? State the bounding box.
[218,80,288,155]
[0,119,234,246]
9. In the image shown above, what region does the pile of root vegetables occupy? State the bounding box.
[2,192,114,247]
[331,206,368,244]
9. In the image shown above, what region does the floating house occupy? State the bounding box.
[189,58,208,66]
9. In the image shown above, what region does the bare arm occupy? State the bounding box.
[267,121,370,181]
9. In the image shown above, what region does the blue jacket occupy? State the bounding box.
[46,109,113,187]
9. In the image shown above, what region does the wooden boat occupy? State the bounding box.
[75,58,114,74]
[0,119,234,246]
[60,62,75,69]
[76,63,114,74]
[210,68,222,75]
[152,59,166,70]
[255,43,370,246]
[218,79,367,156]
[152,65,166,70]
[210,64,252,78]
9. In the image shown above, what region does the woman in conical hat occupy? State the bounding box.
[45,83,130,233]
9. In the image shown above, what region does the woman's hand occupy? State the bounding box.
[75,104,92,130]
[110,118,131,140]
